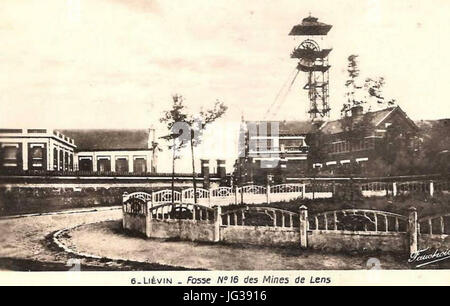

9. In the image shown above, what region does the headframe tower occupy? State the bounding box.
[289,15,332,120]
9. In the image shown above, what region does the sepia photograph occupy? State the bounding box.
[0,0,449,287]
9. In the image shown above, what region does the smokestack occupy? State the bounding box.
[216,159,226,185]
[200,159,210,189]
[351,105,364,117]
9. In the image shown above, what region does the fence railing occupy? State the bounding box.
[419,213,450,235]
[121,179,449,208]
[0,168,204,178]
[150,202,214,221]
[123,201,450,255]
[221,206,299,228]
[309,209,408,233]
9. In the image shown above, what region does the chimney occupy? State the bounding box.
[148,128,155,149]
[200,159,210,189]
[351,105,364,117]
[216,159,226,185]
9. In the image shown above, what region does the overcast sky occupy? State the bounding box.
[1,0,449,172]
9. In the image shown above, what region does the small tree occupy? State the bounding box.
[160,95,227,203]
[343,54,363,116]
[160,95,189,203]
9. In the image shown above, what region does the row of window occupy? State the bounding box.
[78,157,147,173]
[328,138,375,154]
[52,148,74,171]
[0,143,74,170]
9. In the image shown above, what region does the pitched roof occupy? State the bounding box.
[245,120,319,136]
[59,129,150,151]
[320,107,398,134]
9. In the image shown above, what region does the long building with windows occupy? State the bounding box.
[0,128,76,171]
[61,129,156,174]
[0,128,157,174]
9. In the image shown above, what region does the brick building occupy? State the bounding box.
[235,105,419,182]
[318,106,418,173]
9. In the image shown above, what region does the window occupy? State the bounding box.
[69,154,73,170]
[97,157,111,172]
[4,146,18,160]
[78,157,93,171]
[53,148,58,170]
[1,144,20,167]
[64,152,69,170]
[133,158,147,173]
[29,144,46,169]
[115,158,129,173]
[59,150,64,170]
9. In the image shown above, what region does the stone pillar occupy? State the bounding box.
[299,205,308,249]
[111,156,116,173]
[128,156,134,173]
[214,206,222,242]
[430,181,434,197]
[393,182,397,197]
[408,207,418,256]
[302,184,306,199]
[22,140,28,170]
[266,181,271,204]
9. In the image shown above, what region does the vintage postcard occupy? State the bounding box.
[0,0,449,291]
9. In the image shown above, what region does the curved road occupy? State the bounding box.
[0,207,189,271]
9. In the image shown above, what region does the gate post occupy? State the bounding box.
[430,181,434,197]
[122,192,128,229]
[299,205,308,249]
[408,207,418,256]
[214,206,222,242]
[145,204,153,238]
[393,182,398,197]
[266,182,271,204]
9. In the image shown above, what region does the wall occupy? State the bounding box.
[308,230,408,253]
[419,234,450,251]
[149,219,216,242]
[221,226,299,247]
[121,204,450,256]
[122,213,148,236]
[304,192,333,199]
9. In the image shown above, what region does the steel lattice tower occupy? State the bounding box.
[289,16,332,120]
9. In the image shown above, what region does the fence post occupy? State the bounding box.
[393,182,397,197]
[408,207,418,256]
[430,181,434,197]
[302,184,306,199]
[208,188,212,207]
[299,205,308,249]
[145,203,153,238]
[214,206,222,242]
[122,192,128,229]
[266,182,271,204]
